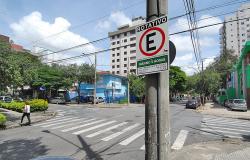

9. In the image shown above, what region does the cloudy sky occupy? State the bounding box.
[0,0,246,75]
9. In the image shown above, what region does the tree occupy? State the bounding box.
[0,40,11,92]
[128,74,145,102]
[169,66,187,97]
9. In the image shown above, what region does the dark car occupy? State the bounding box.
[186,99,200,109]
[0,96,13,103]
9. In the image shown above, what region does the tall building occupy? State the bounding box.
[220,3,250,56]
[108,17,145,76]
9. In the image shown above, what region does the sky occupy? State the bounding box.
[0,0,247,75]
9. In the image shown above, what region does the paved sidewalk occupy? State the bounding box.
[197,102,250,120]
[0,108,56,129]
[170,139,250,160]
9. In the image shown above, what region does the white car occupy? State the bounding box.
[50,97,66,104]
[228,99,247,112]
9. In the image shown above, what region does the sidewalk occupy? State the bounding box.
[170,139,250,160]
[0,108,56,129]
[197,102,250,120]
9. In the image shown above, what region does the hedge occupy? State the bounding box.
[0,113,6,125]
[0,99,48,113]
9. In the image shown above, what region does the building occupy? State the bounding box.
[0,34,10,43]
[108,17,145,76]
[11,43,24,52]
[220,3,250,56]
[66,72,128,103]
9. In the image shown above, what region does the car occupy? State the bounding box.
[88,96,104,104]
[224,99,233,108]
[49,97,66,104]
[0,96,13,103]
[228,99,247,112]
[186,99,200,109]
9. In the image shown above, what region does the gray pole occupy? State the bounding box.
[127,59,130,106]
[146,0,169,160]
[94,53,97,105]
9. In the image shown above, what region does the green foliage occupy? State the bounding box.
[170,66,187,95]
[0,113,6,125]
[119,98,128,104]
[0,99,48,113]
[128,74,145,98]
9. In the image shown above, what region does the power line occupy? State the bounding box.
[29,0,247,49]
[45,16,250,65]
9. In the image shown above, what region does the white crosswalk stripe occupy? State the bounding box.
[86,122,128,138]
[119,129,145,146]
[33,117,76,126]
[171,130,189,150]
[101,123,140,141]
[51,118,96,129]
[41,118,87,128]
[61,119,106,132]
[73,121,117,135]
[200,115,250,139]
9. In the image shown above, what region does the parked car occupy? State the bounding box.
[50,97,66,104]
[228,99,247,112]
[0,96,13,103]
[88,96,104,104]
[186,99,200,109]
[224,99,232,108]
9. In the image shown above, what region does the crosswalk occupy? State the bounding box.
[34,110,189,151]
[200,115,250,139]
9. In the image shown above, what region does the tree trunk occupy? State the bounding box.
[77,82,81,104]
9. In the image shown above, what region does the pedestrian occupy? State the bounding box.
[21,101,31,126]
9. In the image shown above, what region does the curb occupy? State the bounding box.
[1,111,57,130]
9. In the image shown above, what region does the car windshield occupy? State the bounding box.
[234,100,245,104]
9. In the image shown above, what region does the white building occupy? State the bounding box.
[108,17,145,76]
[220,3,250,56]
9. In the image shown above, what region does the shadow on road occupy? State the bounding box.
[0,137,49,160]
[42,130,103,160]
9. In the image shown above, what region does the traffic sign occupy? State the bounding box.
[136,16,169,75]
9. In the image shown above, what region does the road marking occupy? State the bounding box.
[51,118,96,129]
[140,145,145,150]
[203,117,249,124]
[86,122,128,138]
[44,116,72,122]
[202,122,250,128]
[61,119,106,132]
[33,117,76,126]
[119,129,145,146]
[171,130,188,150]
[201,124,250,133]
[201,128,245,135]
[101,123,140,141]
[41,118,87,127]
[73,121,117,135]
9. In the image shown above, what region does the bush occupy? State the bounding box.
[0,99,48,113]
[119,98,128,104]
[0,113,6,125]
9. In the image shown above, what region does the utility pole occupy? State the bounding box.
[127,59,130,106]
[94,53,97,105]
[145,0,170,160]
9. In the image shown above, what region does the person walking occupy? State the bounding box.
[21,101,31,125]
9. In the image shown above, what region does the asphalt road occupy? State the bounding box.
[0,103,243,160]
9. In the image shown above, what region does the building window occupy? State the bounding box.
[112,65,115,69]
[241,22,244,25]
[242,34,245,36]
[130,44,136,47]
[124,70,127,73]
[117,34,120,38]
[130,56,136,60]
[117,71,120,74]
[131,50,136,54]
[117,53,120,56]
[247,24,250,27]
[130,69,136,73]
[117,65,120,68]
[124,58,127,61]
[112,71,115,74]
[124,39,127,43]
[117,59,120,62]
[231,34,233,37]
[130,37,136,41]
[112,48,115,51]
[247,18,250,21]
[112,60,115,63]
[124,64,127,67]
[124,32,127,36]
[112,54,115,57]
[242,39,245,42]
[117,47,120,50]
[130,63,136,66]
[130,30,135,35]
[117,41,120,44]
[124,46,127,49]
[124,51,127,55]
[111,36,115,39]
[231,41,233,43]
[112,42,116,45]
